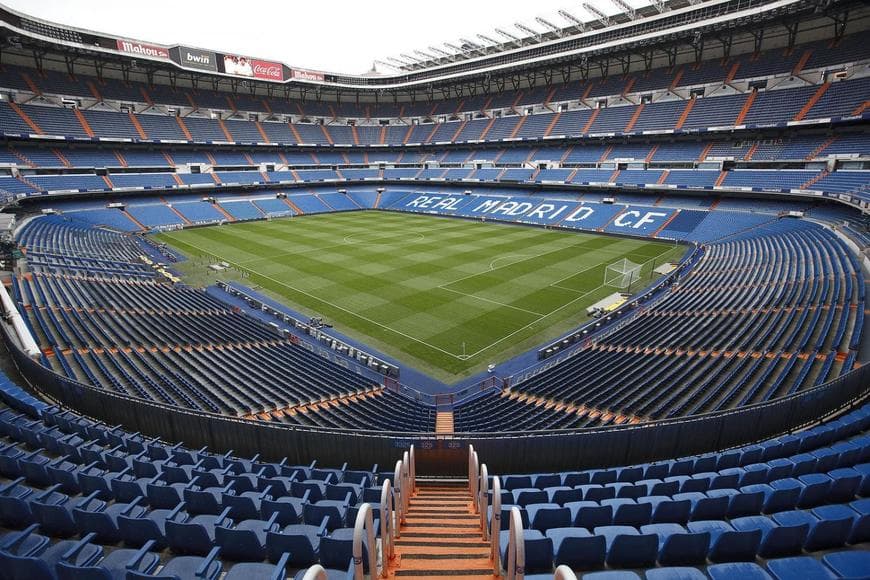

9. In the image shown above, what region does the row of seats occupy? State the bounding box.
[0,369,383,578]
[454,220,863,431]
[2,79,868,147]
[480,401,870,579]
[13,214,436,431]
[1,33,866,120]
[3,166,866,205]
[5,132,867,169]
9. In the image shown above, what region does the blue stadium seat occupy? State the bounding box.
[821,550,870,578]
[641,523,709,566]
[686,520,761,562]
[545,527,606,569]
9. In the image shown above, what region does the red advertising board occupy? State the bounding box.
[115,39,169,59]
[223,54,284,81]
[251,59,284,81]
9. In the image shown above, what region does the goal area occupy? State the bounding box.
[604,258,642,290]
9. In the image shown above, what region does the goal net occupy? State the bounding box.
[604,258,642,290]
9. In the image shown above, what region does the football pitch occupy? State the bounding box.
[156,210,686,381]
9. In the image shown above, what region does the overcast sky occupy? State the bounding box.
[5,0,654,75]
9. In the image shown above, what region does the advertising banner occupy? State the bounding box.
[176,46,218,71]
[115,39,169,59]
[222,54,284,81]
[291,69,325,82]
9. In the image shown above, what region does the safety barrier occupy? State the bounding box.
[490,473,503,567]
[352,503,379,580]
[503,506,526,580]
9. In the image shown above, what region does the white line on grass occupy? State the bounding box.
[164,228,681,365]
[161,233,469,360]
[439,239,587,288]
[548,246,674,293]
[488,254,539,271]
[438,286,547,317]
[462,283,606,359]
[461,244,681,358]
[236,229,427,266]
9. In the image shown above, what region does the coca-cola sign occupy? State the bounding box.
[291,69,325,82]
[115,39,169,59]
[222,53,284,81]
[251,59,284,81]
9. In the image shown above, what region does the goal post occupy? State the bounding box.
[604,258,642,290]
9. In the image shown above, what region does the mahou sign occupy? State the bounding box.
[291,69,325,82]
[250,60,283,81]
[115,39,169,59]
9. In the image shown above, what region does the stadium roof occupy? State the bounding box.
[6,0,667,75]
[0,0,863,96]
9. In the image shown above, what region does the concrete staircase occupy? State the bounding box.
[387,484,495,580]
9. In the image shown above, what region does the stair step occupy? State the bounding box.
[404,516,479,523]
[398,546,490,556]
[408,509,475,515]
[416,479,467,487]
[396,568,492,577]
[401,554,488,560]
[390,483,489,579]
[401,532,482,538]
[404,523,480,528]
[395,570,494,577]
[396,541,490,548]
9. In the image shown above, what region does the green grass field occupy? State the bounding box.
[156,211,686,382]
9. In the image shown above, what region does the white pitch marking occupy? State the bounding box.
[438,285,547,317]
[235,229,427,266]
[159,233,469,359]
[163,227,681,364]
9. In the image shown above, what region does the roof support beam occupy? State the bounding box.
[583,3,611,27]
[611,0,637,20]
[514,22,541,41]
[535,17,563,36]
[557,9,586,32]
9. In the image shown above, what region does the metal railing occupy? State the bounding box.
[504,506,526,580]
[469,444,480,513]
[490,474,503,569]
[479,462,490,539]
[380,478,395,564]
[352,503,379,580]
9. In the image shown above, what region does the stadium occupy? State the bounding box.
[0,0,866,577]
